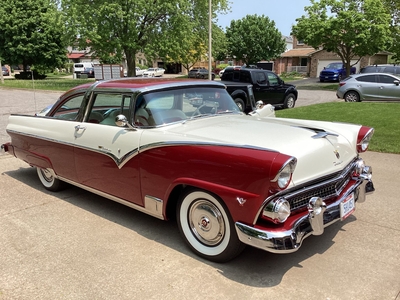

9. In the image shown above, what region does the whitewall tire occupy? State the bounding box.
[36,167,65,192]
[177,189,244,262]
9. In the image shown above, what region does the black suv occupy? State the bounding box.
[221,68,298,109]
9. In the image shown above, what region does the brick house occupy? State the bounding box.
[275,36,390,77]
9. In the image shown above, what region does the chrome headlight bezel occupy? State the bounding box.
[271,157,297,190]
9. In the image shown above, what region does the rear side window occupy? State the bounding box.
[355,75,377,83]
[383,66,396,74]
[254,72,267,84]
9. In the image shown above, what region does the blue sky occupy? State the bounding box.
[217,0,312,36]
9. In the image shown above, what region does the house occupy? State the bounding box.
[274,36,390,77]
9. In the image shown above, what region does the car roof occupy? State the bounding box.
[349,72,400,79]
[70,78,226,93]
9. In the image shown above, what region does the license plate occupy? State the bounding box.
[340,193,355,220]
[325,76,329,79]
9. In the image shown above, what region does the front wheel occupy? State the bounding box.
[177,189,245,262]
[344,91,360,102]
[283,93,296,109]
[36,167,65,191]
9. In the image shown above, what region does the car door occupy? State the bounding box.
[355,74,379,100]
[73,92,143,205]
[251,71,282,105]
[377,74,400,100]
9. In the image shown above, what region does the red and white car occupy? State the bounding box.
[1,78,375,262]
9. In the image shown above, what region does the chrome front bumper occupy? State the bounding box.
[235,166,374,254]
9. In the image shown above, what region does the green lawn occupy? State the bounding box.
[0,77,94,91]
[276,102,400,154]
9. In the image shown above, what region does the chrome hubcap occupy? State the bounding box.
[40,169,53,183]
[189,200,225,246]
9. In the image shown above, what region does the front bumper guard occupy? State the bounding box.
[235,166,374,254]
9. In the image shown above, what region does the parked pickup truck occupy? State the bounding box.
[221,68,298,111]
[319,62,356,82]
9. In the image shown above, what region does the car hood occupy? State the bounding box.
[140,115,361,185]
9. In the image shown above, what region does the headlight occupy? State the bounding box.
[263,198,291,223]
[357,127,374,153]
[271,158,297,190]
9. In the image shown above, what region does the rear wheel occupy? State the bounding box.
[344,91,360,102]
[36,167,65,191]
[283,93,296,109]
[177,189,245,262]
[234,98,245,112]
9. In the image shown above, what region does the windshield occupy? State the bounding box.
[326,63,343,69]
[134,87,241,127]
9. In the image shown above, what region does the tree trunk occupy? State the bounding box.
[125,50,137,77]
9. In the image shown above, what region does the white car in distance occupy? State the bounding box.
[143,68,165,77]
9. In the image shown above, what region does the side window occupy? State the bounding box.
[356,75,377,83]
[222,70,233,80]
[239,71,251,83]
[379,74,397,84]
[267,72,279,86]
[87,93,132,126]
[52,94,85,120]
[255,72,267,84]
[383,66,395,74]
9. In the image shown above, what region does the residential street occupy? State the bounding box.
[0,87,399,300]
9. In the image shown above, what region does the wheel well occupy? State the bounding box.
[165,184,185,221]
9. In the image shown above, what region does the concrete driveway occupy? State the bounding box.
[0,87,399,300]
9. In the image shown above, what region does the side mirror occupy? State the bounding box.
[394,80,399,86]
[116,114,135,130]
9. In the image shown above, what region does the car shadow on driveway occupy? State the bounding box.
[4,165,357,288]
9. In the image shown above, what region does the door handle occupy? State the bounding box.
[75,125,86,131]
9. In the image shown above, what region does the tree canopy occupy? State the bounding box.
[291,0,392,76]
[0,0,67,72]
[225,15,286,65]
[62,0,229,76]
[383,0,400,62]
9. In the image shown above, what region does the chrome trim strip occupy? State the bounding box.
[7,130,278,169]
[59,176,166,220]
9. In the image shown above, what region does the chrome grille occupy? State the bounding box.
[284,159,356,212]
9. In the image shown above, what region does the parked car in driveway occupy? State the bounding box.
[2,78,375,262]
[2,66,10,76]
[319,62,356,82]
[81,67,95,78]
[221,67,298,110]
[143,68,165,77]
[337,73,400,102]
[219,66,242,77]
[188,68,215,80]
[359,64,400,76]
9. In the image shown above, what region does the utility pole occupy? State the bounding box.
[0,60,4,84]
[208,0,212,80]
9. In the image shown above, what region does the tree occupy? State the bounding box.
[62,0,230,77]
[225,15,286,66]
[0,0,67,73]
[382,0,400,62]
[291,0,392,76]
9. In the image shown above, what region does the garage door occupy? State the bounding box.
[317,60,361,77]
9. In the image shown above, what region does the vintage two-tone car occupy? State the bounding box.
[1,78,375,262]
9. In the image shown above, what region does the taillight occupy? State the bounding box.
[339,82,346,87]
[357,126,374,153]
